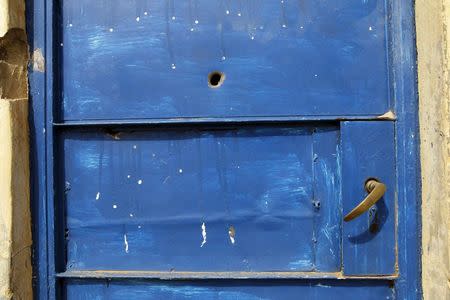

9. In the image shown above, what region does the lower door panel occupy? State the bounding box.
[64,279,394,299]
[59,125,341,272]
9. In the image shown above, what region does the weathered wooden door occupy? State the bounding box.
[30,0,420,299]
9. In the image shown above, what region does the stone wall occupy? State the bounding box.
[0,0,32,299]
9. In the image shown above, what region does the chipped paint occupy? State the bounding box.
[200,222,206,247]
[376,110,396,120]
[123,234,129,253]
[228,225,236,245]
[32,48,45,72]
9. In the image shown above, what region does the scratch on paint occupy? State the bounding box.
[315,283,332,289]
[200,222,207,247]
[124,234,129,253]
[228,225,236,244]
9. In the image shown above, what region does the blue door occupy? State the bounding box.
[29,0,420,299]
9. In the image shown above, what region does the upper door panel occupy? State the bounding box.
[60,0,390,121]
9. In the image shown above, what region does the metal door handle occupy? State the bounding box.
[344,179,386,222]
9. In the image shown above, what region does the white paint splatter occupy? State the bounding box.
[129,213,134,217]
[172,16,176,20]
[69,23,73,27]
[179,168,183,173]
[109,28,114,32]
[124,234,129,253]
[194,19,199,24]
[127,175,131,178]
[144,11,148,16]
[113,204,117,209]
[137,179,143,185]
[200,222,207,247]
[95,192,100,200]
[136,16,140,22]
[237,12,242,17]
[369,26,373,31]
[171,63,177,70]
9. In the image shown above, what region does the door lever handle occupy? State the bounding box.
[344,179,386,222]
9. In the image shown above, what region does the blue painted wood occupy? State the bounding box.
[58,0,390,121]
[27,0,49,297]
[391,0,422,298]
[28,0,422,299]
[341,121,396,275]
[312,128,341,271]
[64,279,394,300]
[60,126,340,272]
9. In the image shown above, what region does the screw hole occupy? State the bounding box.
[208,71,225,88]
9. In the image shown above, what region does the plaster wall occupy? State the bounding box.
[0,0,32,299]
[416,0,450,299]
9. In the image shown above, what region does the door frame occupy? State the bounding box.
[26,0,421,299]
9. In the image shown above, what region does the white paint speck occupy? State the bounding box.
[369,26,373,31]
[60,43,64,47]
[124,234,129,253]
[133,145,137,149]
[194,19,199,24]
[237,12,242,17]
[138,225,142,229]
[282,24,287,28]
[113,204,117,209]
[300,26,304,29]
[179,168,183,173]
[129,213,134,217]
[109,28,114,32]
[69,23,73,27]
[144,11,148,16]
[221,56,226,61]
[137,179,143,185]
[226,10,230,15]
[127,175,131,179]
[171,63,177,69]
[136,16,140,22]
[200,222,207,247]
[95,192,100,200]
[250,36,255,40]
[172,16,176,20]
[314,74,318,78]
[190,27,194,32]
[152,153,156,157]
